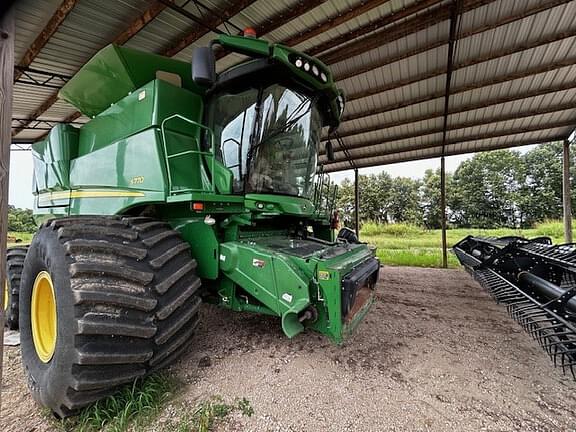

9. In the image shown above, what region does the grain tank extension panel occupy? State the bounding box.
[58,44,205,117]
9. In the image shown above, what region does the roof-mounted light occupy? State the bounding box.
[243,27,257,38]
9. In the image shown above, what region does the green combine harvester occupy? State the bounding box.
[3,33,379,416]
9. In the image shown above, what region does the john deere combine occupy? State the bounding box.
[454,236,576,378]
[4,33,379,416]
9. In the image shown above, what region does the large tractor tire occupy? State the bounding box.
[4,246,28,329]
[19,216,202,417]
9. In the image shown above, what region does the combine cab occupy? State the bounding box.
[454,236,576,378]
[9,33,379,416]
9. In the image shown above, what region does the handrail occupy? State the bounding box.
[160,114,216,195]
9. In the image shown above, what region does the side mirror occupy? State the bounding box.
[192,47,216,87]
[326,140,335,161]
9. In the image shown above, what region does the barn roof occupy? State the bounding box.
[10,0,576,171]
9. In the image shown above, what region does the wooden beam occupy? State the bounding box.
[334,0,574,82]
[282,0,392,48]
[309,0,446,58]
[161,0,257,57]
[0,6,15,413]
[13,0,79,82]
[13,1,168,138]
[325,119,576,164]
[322,136,566,172]
[343,57,576,122]
[318,0,495,64]
[563,138,573,243]
[214,0,328,62]
[346,28,576,102]
[114,0,169,45]
[332,82,576,141]
[328,101,576,154]
[254,0,327,39]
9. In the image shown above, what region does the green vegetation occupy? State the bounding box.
[7,231,33,247]
[58,373,176,432]
[337,143,574,230]
[361,221,571,268]
[164,396,254,432]
[7,205,37,233]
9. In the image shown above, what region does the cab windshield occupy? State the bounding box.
[208,84,322,198]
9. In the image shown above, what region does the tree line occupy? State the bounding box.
[336,142,574,229]
[7,205,36,232]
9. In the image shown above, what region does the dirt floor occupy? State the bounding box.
[2,267,576,431]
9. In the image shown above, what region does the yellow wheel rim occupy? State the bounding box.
[31,271,58,363]
[3,279,8,311]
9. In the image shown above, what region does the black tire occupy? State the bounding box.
[4,246,28,329]
[337,227,359,244]
[19,216,202,417]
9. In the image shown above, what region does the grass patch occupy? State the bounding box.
[165,396,254,432]
[59,373,176,432]
[533,220,567,239]
[7,231,33,247]
[360,221,574,269]
[376,248,460,268]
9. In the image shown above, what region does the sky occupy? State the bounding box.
[8,145,538,209]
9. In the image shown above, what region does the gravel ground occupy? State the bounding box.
[2,266,576,431]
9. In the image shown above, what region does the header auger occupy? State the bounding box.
[6,32,379,417]
[454,236,576,378]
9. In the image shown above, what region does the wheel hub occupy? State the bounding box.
[31,271,57,363]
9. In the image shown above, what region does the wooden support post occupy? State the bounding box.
[563,138,572,243]
[354,168,360,239]
[0,5,15,414]
[440,156,448,268]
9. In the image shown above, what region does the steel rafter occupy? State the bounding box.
[14,1,171,139]
[334,0,574,82]
[318,0,495,63]
[214,0,328,61]
[323,119,576,166]
[343,57,576,122]
[322,136,566,172]
[326,102,576,155]
[13,0,79,82]
[14,66,72,90]
[160,0,257,57]
[329,82,576,142]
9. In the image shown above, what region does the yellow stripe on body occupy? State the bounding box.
[38,190,145,202]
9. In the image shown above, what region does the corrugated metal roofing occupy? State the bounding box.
[10,0,576,171]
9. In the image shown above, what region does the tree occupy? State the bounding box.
[358,172,392,223]
[420,169,453,229]
[7,205,37,232]
[450,150,524,228]
[518,143,563,226]
[388,177,422,224]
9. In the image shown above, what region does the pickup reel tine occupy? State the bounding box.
[454,236,576,380]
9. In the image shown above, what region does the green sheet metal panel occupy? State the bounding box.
[32,124,79,193]
[78,79,204,155]
[59,44,205,117]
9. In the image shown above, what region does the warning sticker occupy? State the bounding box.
[318,270,330,280]
[252,258,265,268]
